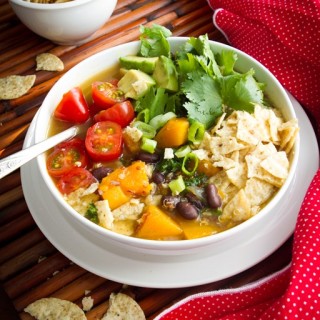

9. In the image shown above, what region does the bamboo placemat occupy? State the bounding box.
[0,0,293,318]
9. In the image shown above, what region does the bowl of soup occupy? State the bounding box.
[9,0,117,45]
[29,29,299,257]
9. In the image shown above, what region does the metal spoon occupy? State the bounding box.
[0,126,79,179]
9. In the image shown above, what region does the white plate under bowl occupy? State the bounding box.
[21,93,319,288]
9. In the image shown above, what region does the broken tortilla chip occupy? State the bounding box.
[36,53,64,71]
[102,292,146,320]
[24,297,86,320]
[0,74,36,100]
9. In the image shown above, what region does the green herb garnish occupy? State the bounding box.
[85,202,99,224]
[134,25,265,129]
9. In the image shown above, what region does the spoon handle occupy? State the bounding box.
[0,126,79,179]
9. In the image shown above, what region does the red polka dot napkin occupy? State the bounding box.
[155,1,320,319]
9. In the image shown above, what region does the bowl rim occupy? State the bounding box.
[34,37,299,250]
[9,0,101,9]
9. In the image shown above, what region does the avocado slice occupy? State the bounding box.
[118,69,156,100]
[152,55,178,92]
[119,56,159,74]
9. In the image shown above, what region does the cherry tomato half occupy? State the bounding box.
[93,100,135,127]
[85,121,123,162]
[57,168,97,195]
[92,81,125,109]
[46,138,88,177]
[54,87,90,123]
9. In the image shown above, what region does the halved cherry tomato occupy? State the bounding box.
[92,81,125,109]
[93,100,135,127]
[46,138,88,177]
[57,168,97,195]
[89,102,103,118]
[54,87,89,123]
[85,121,123,162]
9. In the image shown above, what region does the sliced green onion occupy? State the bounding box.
[132,121,156,139]
[182,153,199,176]
[169,175,185,195]
[149,112,176,130]
[175,145,191,158]
[188,119,205,144]
[136,109,150,123]
[141,137,157,154]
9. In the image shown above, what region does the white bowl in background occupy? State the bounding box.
[32,38,299,257]
[9,0,117,45]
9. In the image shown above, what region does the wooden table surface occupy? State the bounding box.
[0,0,294,319]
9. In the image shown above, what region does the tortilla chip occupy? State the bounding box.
[220,189,251,223]
[283,128,299,154]
[268,110,283,144]
[82,296,94,312]
[244,177,276,206]
[249,142,277,160]
[256,170,284,188]
[210,113,226,134]
[279,119,299,154]
[0,75,36,100]
[236,111,260,146]
[36,53,64,71]
[102,293,145,320]
[226,162,247,189]
[24,297,86,320]
[209,136,245,159]
[215,121,237,138]
[245,154,262,178]
[214,156,238,170]
[209,170,232,194]
[260,151,289,180]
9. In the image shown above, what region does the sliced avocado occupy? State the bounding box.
[152,55,178,92]
[118,69,156,100]
[119,56,159,74]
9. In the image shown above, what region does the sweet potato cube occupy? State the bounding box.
[98,160,152,205]
[178,220,218,239]
[155,117,189,148]
[100,185,131,210]
[119,161,152,196]
[135,205,183,240]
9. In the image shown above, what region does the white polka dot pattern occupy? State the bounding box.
[154,171,320,319]
[208,0,320,138]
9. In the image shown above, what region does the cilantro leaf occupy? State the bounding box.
[181,70,223,128]
[184,172,208,187]
[216,50,237,76]
[135,87,168,120]
[85,202,99,224]
[139,24,171,58]
[182,35,222,77]
[156,158,182,174]
[221,69,264,112]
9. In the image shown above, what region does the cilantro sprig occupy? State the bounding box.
[135,25,265,129]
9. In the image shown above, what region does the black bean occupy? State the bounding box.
[161,195,180,211]
[91,167,113,181]
[136,151,160,163]
[205,184,222,209]
[185,192,205,210]
[176,201,198,220]
[152,171,165,184]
